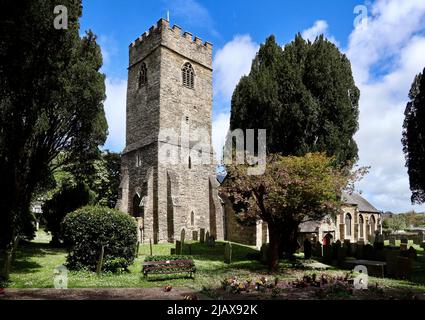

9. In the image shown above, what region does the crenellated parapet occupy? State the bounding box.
[129,18,212,69]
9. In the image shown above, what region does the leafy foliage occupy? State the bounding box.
[222,153,364,269]
[230,34,359,166]
[402,68,425,204]
[0,0,107,258]
[62,206,137,272]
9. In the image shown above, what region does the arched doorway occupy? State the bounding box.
[132,194,141,218]
[323,233,333,246]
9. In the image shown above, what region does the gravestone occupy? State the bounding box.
[314,242,322,257]
[192,230,198,241]
[206,235,216,247]
[337,245,347,266]
[343,240,352,257]
[175,240,182,255]
[400,238,408,244]
[181,229,185,246]
[385,249,400,277]
[205,231,210,244]
[413,235,422,245]
[400,243,408,251]
[404,247,417,260]
[303,239,312,259]
[356,243,364,259]
[323,245,333,264]
[170,248,176,255]
[389,237,396,246]
[396,256,412,280]
[363,244,374,260]
[260,243,269,265]
[332,240,341,260]
[224,242,232,264]
[200,228,205,243]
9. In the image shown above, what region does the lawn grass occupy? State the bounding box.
[2,230,425,296]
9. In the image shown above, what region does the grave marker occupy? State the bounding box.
[224,242,232,264]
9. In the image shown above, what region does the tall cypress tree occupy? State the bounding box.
[0,0,107,278]
[230,34,360,166]
[402,68,425,204]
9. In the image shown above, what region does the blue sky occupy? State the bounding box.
[79,0,425,213]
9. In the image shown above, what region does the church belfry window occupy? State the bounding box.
[182,62,194,89]
[345,213,352,237]
[138,62,147,88]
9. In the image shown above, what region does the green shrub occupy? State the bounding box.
[62,206,137,272]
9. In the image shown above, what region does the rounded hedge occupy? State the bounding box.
[62,206,138,272]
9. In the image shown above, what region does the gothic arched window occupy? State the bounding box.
[345,213,352,237]
[182,62,194,89]
[190,211,195,226]
[138,62,147,88]
[359,214,364,238]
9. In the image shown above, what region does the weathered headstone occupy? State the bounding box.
[356,243,364,259]
[332,240,341,261]
[200,228,205,243]
[313,242,322,257]
[323,245,333,264]
[206,235,215,247]
[192,230,198,241]
[205,231,210,244]
[400,243,408,251]
[404,246,417,260]
[224,242,232,264]
[385,249,400,277]
[170,248,176,255]
[260,244,269,265]
[180,229,185,246]
[337,244,347,266]
[343,240,352,257]
[400,238,408,244]
[304,239,312,259]
[389,237,396,246]
[176,240,182,255]
[396,256,412,280]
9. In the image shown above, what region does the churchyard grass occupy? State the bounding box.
[2,230,425,297]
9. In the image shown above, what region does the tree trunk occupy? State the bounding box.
[267,226,281,270]
[280,222,300,259]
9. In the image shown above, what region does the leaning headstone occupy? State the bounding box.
[192,230,198,241]
[175,240,182,255]
[200,228,205,243]
[224,242,232,264]
[180,229,185,246]
[385,249,400,277]
[304,239,312,259]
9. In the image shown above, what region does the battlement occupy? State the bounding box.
[130,18,213,51]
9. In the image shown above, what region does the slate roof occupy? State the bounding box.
[342,191,380,213]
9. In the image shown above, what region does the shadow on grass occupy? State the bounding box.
[182,241,259,262]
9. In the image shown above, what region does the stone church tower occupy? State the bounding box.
[116,18,224,244]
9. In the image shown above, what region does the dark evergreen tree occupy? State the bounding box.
[402,68,425,204]
[230,34,360,166]
[0,0,107,279]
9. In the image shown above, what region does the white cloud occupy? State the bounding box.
[213,35,259,102]
[103,78,127,152]
[301,20,339,46]
[212,112,230,163]
[346,0,425,212]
